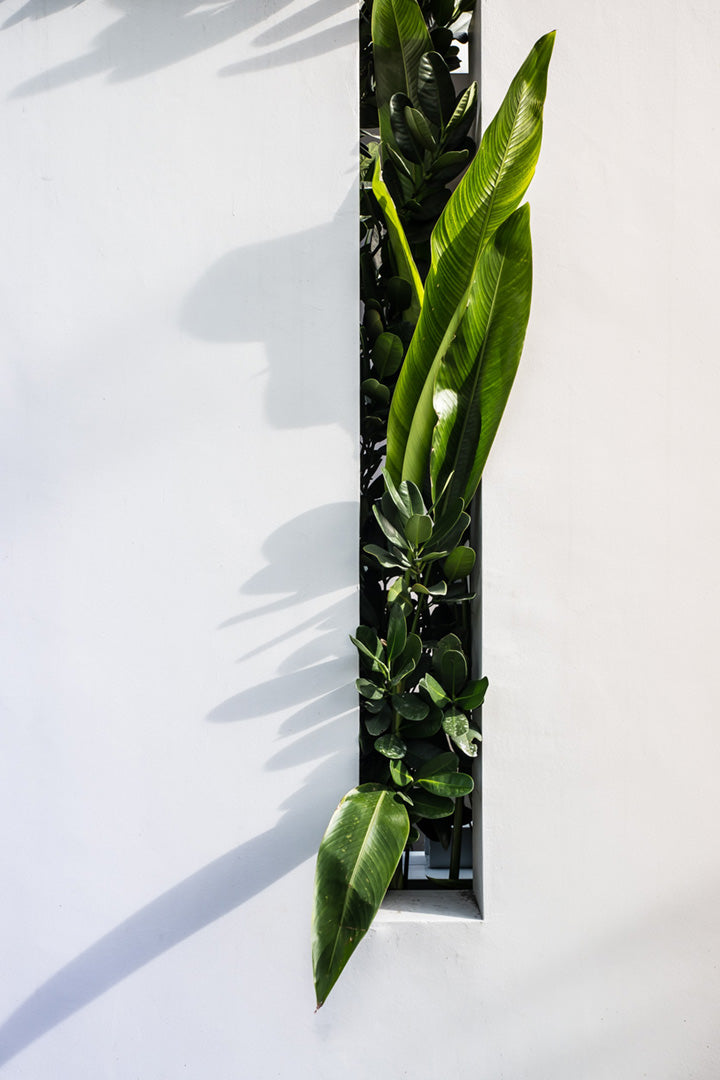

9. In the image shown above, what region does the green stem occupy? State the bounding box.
[448,796,464,880]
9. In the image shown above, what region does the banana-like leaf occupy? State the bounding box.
[312,786,409,1008]
[431,205,533,506]
[386,31,554,487]
[372,0,433,148]
[372,156,423,323]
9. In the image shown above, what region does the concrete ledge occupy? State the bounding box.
[377,890,481,922]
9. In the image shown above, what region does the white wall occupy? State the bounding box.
[1,1,719,1078]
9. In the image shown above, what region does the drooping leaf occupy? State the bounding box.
[350,630,390,677]
[386,32,555,487]
[364,543,410,571]
[357,677,385,701]
[312,786,410,1007]
[430,205,533,507]
[372,157,424,323]
[372,0,433,147]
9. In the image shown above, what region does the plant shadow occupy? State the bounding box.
[2,0,356,96]
[0,501,358,1067]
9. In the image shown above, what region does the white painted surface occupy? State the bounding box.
[1,1,719,1078]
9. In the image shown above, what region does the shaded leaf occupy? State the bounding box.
[372,0,433,148]
[408,789,455,819]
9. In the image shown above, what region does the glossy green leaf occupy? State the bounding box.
[438,648,467,696]
[362,377,391,404]
[372,157,424,323]
[373,505,408,550]
[455,676,488,710]
[406,513,433,546]
[442,710,481,756]
[372,0,433,147]
[392,693,430,721]
[417,50,457,126]
[350,631,389,677]
[418,773,474,797]
[364,543,410,571]
[372,332,405,379]
[432,633,463,673]
[389,93,425,162]
[390,758,413,786]
[417,751,458,777]
[391,632,423,682]
[405,106,436,152]
[443,545,476,580]
[424,504,470,555]
[365,706,393,735]
[408,788,455,819]
[399,704,443,738]
[357,677,385,701]
[312,786,410,1007]
[420,672,450,707]
[444,82,478,145]
[386,602,407,662]
[430,205,533,507]
[386,32,554,487]
[375,733,408,759]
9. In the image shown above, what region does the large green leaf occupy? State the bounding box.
[372,0,433,148]
[312,786,409,1008]
[386,31,554,487]
[431,205,533,506]
[372,156,423,323]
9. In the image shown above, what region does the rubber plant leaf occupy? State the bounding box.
[312,785,410,1008]
[372,156,423,323]
[430,205,532,507]
[372,0,432,150]
[386,31,554,487]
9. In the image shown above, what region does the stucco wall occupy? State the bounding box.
[1,1,719,1078]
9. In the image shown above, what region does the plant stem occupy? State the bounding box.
[448,796,464,880]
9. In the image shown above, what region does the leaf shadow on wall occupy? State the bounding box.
[0,503,358,1068]
[180,193,356,433]
[2,0,356,97]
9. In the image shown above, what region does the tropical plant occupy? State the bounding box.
[312,0,554,1008]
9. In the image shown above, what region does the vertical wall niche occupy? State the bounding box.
[358,2,483,909]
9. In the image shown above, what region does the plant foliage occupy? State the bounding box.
[313,0,554,1008]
